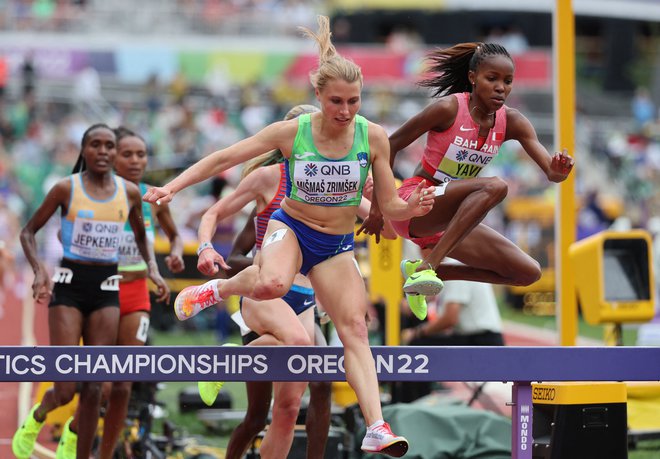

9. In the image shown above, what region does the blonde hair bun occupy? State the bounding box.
[284,104,320,120]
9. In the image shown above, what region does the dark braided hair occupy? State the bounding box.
[418,42,512,98]
[72,123,114,173]
[114,126,145,144]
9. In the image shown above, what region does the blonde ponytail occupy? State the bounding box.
[299,15,362,92]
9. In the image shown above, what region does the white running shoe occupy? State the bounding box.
[361,422,409,457]
[173,280,222,321]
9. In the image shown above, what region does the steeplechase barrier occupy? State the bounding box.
[4,345,660,459]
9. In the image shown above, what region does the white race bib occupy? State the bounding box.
[292,160,360,204]
[70,218,122,261]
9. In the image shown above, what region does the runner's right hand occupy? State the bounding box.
[32,268,52,303]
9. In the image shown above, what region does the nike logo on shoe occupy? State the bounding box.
[459,125,475,132]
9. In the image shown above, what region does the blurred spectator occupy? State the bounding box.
[395,279,504,402]
[0,192,21,317]
[485,25,529,55]
[240,99,274,136]
[73,65,102,114]
[0,101,13,141]
[635,216,660,346]
[604,131,628,173]
[8,92,38,145]
[649,217,660,295]
[13,0,34,30]
[0,54,7,101]
[385,26,423,53]
[170,99,200,160]
[577,189,613,240]
[401,280,504,346]
[170,71,189,105]
[204,63,231,102]
[196,98,243,155]
[21,51,37,98]
[143,73,162,121]
[75,65,101,100]
[332,16,351,43]
[0,0,6,29]
[31,0,56,30]
[631,86,656,132]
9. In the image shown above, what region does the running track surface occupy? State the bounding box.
[0,270,593,458]
[1,269,50,457]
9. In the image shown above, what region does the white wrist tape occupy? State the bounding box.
[196,241,214,256]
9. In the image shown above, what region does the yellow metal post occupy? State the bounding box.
[554,0,578,345]
[368,237,403,346]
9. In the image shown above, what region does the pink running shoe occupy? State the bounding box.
[174,280,222,321]
[361,422,409,457]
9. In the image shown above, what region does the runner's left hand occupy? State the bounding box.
[549,148,575,181]
[407,181,435,217]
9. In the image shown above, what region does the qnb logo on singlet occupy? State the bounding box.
[294,160,360,204]
[305,163,318,177]
[71,218,121,261]
[455,149,469,162]
[434,142,498,182]
[52,267,74,284]
[100,274,122,291]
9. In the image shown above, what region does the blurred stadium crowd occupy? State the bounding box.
[2,0,660,299]
[0,0,321,35]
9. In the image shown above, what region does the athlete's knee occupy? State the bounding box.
[252,275,290,300]
[481,176,508,203]
[242,413,268,437]
[336,315,369,344]
[52,385,77,407]
[281,327,312,346]
[273,393,303,425]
